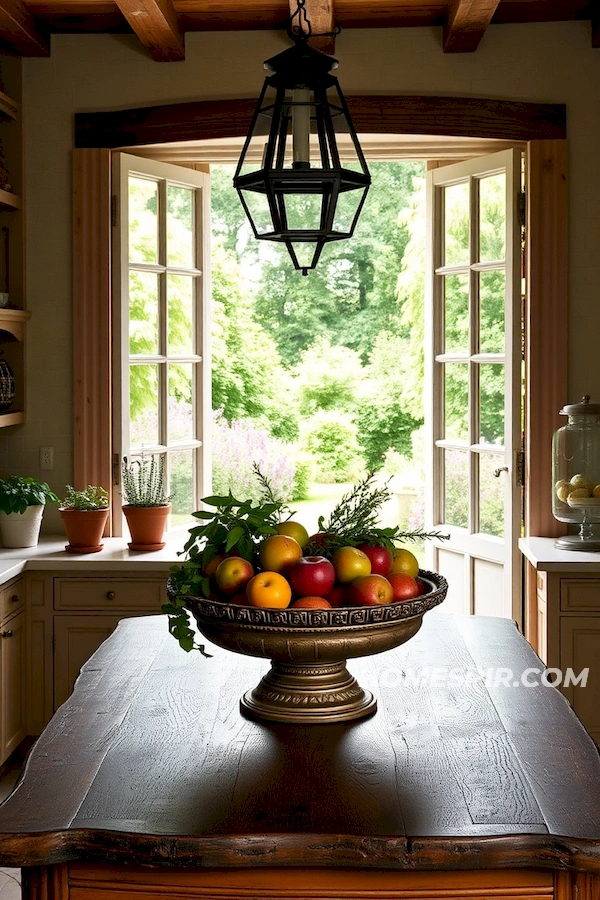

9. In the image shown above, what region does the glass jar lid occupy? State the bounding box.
[560,395,600,416]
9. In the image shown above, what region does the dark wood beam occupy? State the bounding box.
[0,0,49,56]
[443,0,501,53]
[289,0,336,54]
[592,0,600,48]
[114,0,184,61]
[74,95,567,150]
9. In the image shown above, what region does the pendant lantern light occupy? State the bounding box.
[233,6,371,275]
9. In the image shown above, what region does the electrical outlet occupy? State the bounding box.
[40,446,54,470]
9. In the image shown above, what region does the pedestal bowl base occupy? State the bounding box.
[240,660,376,724]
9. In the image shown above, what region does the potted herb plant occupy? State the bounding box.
[60,485,110,554]
[121,455,171,551]
[0,475,59,548]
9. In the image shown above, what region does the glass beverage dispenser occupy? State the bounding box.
[552,395,600,550]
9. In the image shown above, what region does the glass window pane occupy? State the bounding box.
[168,274,194,355]
[445,363,469,442]
[129,176,158,264]
[130,364,159,447]
[479,363,505,445]
[480,270,505,354]
[479,173,505,262]
[479,453,505,537]
[129,270,159,356]
[168,363,194,442]
[169,449,195,524]
[444,448,469,529]
[444,274,469,354]
[444,181,469,266]
[167,185,194,268]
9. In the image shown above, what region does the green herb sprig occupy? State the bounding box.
[305,472,448,558]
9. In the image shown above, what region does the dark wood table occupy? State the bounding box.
[1,613,600,900]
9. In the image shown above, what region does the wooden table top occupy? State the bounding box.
[1,613,600,872]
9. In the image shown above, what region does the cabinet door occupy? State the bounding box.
[560,616,600,744]
[0,609,26,762]
[54,615,130,709]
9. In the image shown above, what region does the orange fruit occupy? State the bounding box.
[389,548,419,578]
[246,571,292,609]
[259,534,303,573]
[275,520,310,549]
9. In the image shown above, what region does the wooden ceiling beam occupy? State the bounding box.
[114,0,184,61]
[592,0,600,47]
[289,0,336,55]
[0,0,49,56]
[443,0,501,53]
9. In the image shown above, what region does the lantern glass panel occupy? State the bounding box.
[333,184,368,235]
[283,191,325,233]
[239,187,273,236]
[289,241,320,269]
[327,83,364,171]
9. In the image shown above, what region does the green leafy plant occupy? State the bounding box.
[164,475,289,654]
[61,485,109,511]
[121,455,171,507]
[0,476,59,515]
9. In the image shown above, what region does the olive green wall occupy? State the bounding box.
[1,22,599,533]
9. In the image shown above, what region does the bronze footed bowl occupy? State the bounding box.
[169,570,447,725]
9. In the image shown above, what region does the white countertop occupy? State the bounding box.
[519,536,600,571]
[0,534,189,585]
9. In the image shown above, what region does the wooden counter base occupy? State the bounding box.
[26,865,559,900]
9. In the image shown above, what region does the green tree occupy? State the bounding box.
[211,242,298,442]
[253,161,426,365]
[293,337,362,416]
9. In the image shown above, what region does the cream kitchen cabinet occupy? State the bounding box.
[521,537,600,745]
[0,576,26,764]
[26,570,169,733]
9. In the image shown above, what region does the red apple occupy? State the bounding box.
[307,532,330,548]
[325,584,351,608]
[215,556,255,595]
[415,577,427,596]
[388,573,422,602]
[349,574,394,607]
[288,556,336,598]
[357,542,393,576]
[291,596,332,609]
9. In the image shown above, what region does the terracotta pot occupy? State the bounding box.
[60,507,110,554]
[123,504,171,551]
[0,505,44,548]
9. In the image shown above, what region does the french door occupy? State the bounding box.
[111,153,211,531]
[425,149,523,622]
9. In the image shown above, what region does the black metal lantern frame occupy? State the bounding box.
[233,37,371,274]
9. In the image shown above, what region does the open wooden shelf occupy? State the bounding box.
[0,188,20,210]
[0,410,24,427]
[0,92,18,121]
[0,308,29,341]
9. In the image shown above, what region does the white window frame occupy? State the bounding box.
[111,153,211,534]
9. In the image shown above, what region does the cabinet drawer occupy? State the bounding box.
[54,578,166,611]
[560,579,600,611]
[0,577,24,621]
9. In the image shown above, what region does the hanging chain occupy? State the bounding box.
[288,0,341,41]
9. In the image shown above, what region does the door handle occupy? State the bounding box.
[1,630,13,638]
[493,466,509,477]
